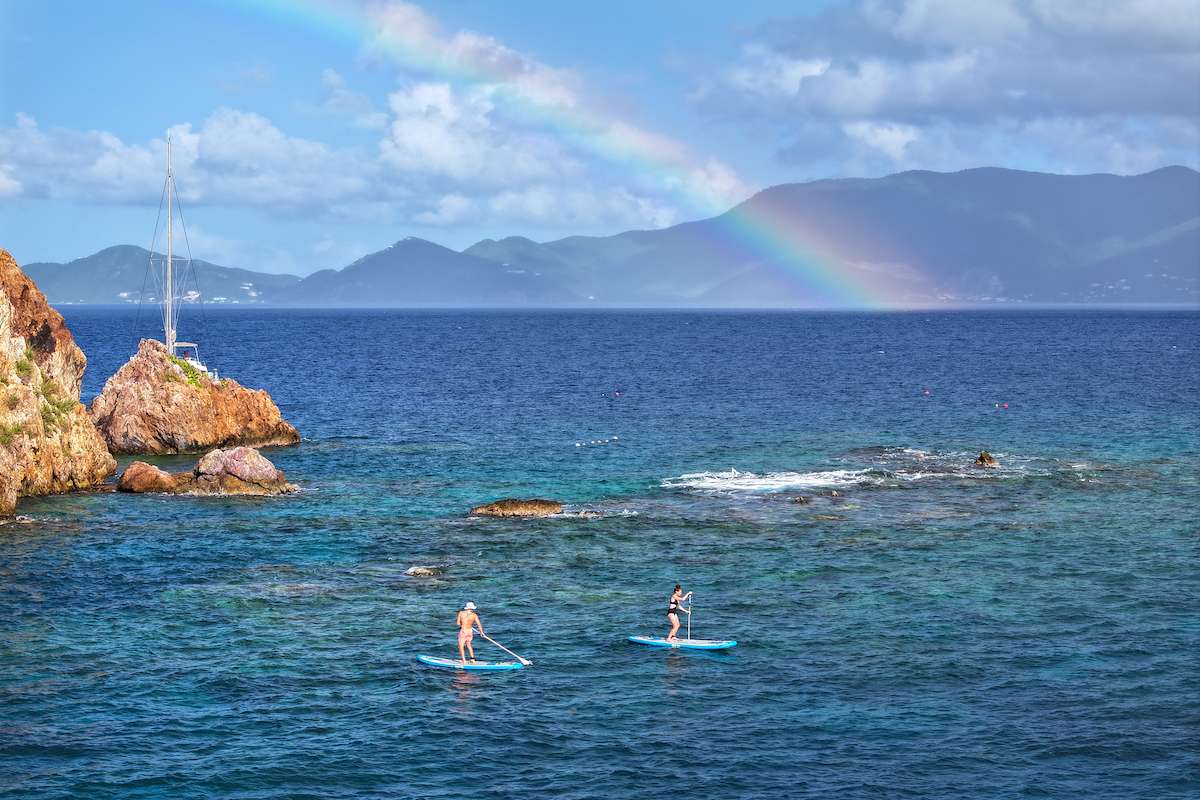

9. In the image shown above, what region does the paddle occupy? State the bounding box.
[686,598,692,640]
[481,632,533,666]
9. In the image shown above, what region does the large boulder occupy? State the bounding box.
[117,461,178,493]
[196,446,283,484]
[469,498,563,517]
[0,248,116,515]
[90,339,300,455]
[117,446,296,496]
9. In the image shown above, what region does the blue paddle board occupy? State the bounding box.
[628,635,737,650]
[416,654,525,671]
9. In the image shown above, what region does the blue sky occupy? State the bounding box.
[1,0,1197,274]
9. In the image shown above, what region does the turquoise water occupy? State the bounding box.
[3,309,1198,799]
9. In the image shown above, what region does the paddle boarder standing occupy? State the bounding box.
[667,584,692,641]
[456,602,485,663]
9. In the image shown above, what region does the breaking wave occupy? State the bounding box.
[661,448,1051,494]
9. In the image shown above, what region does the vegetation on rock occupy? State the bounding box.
[167,354,207,388]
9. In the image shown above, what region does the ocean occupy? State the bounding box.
[3,308,1198,799]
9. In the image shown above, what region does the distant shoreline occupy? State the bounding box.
[51,303,1200,312]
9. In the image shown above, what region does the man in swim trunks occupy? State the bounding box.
[456,602,485,663]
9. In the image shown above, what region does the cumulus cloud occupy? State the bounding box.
[698,0,1200,174]
[365,1,581,111]
[0,103,684,236]
[842,121,919,162]
[0,109,379,213]
[378,81,580,184]
[414,192,472,224]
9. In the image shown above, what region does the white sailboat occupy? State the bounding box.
[149,134,218,381]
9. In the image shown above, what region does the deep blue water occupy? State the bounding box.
[2,309,1198,799]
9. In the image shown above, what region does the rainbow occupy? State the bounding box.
[226,0,909,306]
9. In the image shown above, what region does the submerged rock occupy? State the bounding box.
[405,565,444,577]
[469,498,563,517]
[0,248,116,515]
[118,446,296,496]
[90,339,300,455]
[790,496,810,504]
[974,451,999,468]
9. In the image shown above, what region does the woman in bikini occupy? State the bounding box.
[666,584,692,641]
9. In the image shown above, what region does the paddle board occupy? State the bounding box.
[416,654,525,671]
[628,635,737,650]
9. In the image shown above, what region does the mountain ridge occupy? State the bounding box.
[23,166,1200,307]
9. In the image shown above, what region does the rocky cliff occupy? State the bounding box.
[90,339,300,455]
[0,248,116,515]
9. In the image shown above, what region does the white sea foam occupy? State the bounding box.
[662,468,872,492]
[663,463,1016,493]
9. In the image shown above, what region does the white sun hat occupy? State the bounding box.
[464,602,477,610]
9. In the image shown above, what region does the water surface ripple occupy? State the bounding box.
[2,310,1197,799]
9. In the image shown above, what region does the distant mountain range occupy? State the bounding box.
[24,167,1200,307]
[25,244,300,305]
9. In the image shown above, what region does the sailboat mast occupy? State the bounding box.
[165,135,174,354]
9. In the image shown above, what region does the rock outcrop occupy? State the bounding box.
[405,565,444,577]
[117,446,297,496]
[974,451,998,468]
[117,460,178,493]
[469,498,563,517]
[0,248,116,515]
[90,339,300,454]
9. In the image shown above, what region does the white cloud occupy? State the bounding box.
[0,109,377,211]
[724,45,830,97]
[0,112,160,202]
[0,163,20,198]
[365,1,580,111]
[1030,0,1200,49]
[379,81,580,185]
[842,121,919,162]
[414,192,472,224]
[702,0,1200,174]
[669,158,753,213]
[891,0,1028,45]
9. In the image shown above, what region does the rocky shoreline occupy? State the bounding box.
[0,249,116,515]
[1,246,300,516]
